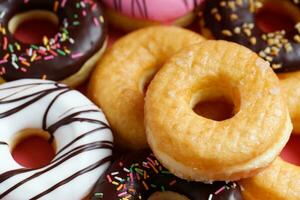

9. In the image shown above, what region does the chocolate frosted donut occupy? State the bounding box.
[0,0,107,86]
[91,150,243,200]
[201,0,300,73]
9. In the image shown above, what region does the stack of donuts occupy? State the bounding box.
[0,0,299,200]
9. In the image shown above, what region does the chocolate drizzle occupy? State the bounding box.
[0,0,107,81]
[30,155,113,200]
[91,150,244,200]
[202,0,300,73]
[0,80,113,199]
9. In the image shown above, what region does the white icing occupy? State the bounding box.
[0,79,113,200]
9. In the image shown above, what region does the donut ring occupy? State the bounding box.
[0,0,107,87]
[239,158,300,200]
[0,79,113,199]
[145,40,292,181]
[200,0,300,134]
[88,26,205,149]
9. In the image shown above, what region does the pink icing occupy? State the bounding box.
[102,0,204,23]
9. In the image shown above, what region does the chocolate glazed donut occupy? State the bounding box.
[201,0,300,73]
[90,150,243,200]
[0,0,106,82]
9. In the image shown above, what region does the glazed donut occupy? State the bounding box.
[200,0,300,133]
[145,40,292,181]
[0,0,107,87]
[102,0,204,31]
[90,150,243,200]
[239,158,300,200]
[0,79,113,199]
[88,26,205,150]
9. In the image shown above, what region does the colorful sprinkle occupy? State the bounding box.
[214,186,226,195]
[71,52,83,59]
[0,0,104,79]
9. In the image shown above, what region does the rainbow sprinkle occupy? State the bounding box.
[0,0,104,79]
[92,151,240,200]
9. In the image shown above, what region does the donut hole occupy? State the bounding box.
[11,129,56,169]
[256,0,299,33]
[280,134,300,166]
[191,82,240,121]
[8,10,59,44]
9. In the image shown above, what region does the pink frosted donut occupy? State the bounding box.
[102,0,204,30]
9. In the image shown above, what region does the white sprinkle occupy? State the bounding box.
[49,38,55,45]
[208,194,213,200]
[114,176,124,182]
[63,19,68,28]
[80,2,86,8]
[111,171,119,176]
[0,11,6,19]
[69,38,75,44]
[123,167,130,173]
[12,62,19,69]
[28,48,33,56]
[11,54,17,62]
[39,46,47,51]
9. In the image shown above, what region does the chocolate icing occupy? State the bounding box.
[0,80,113,199]
[91,150,244,200]
[202,0,300,73]
[0,0,107,81]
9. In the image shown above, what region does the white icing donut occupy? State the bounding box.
[0,79,113,200]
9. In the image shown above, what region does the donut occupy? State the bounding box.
[88,26,205,150]
[90,150,243,200]
[239,158,300,200]
[102,0,204,31]
[144,40,292,181]
[0,79,113,199]
[200,0,300,133]
[0,0,107,87]
[200,0,300,73]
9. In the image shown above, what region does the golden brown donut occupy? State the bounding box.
[199,0,300,134]
[239,158,300,200]
[88,26,205,149]
[144,40,292,181]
